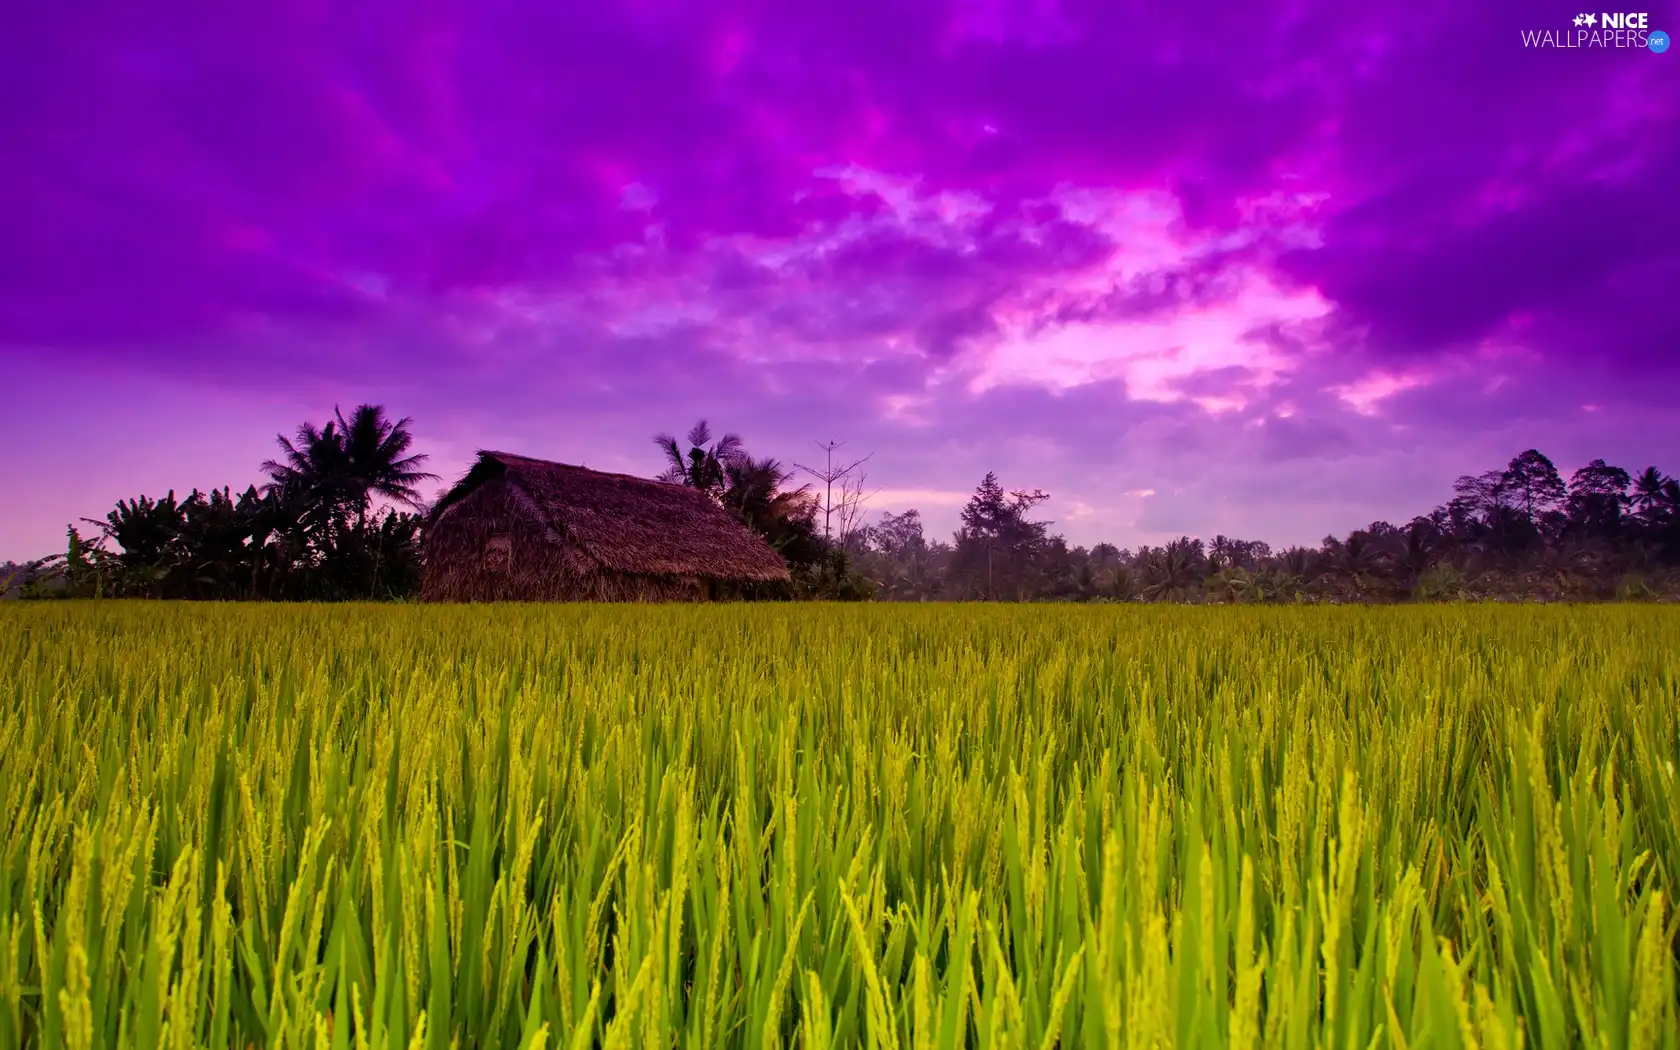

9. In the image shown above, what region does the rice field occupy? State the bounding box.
[1,602,1677,1050]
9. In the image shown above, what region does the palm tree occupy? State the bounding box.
[1645,477,1680,529]
[262,419,354,513]
[653,420,746,496]
[1276,546,1319,581]
[721,455,827,577]
[1209,535,1256,571]
[1204,565,1258,603]
[1320,530,1389,598]
[1139,538,1206,602]
[1631,467,1671,523]
[723,455,809,533]
[1101,564,1141,601]
[1387,517,1442,590]
[333,404,438,525]
[262,406,436,529]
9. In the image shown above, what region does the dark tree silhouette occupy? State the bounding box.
[20,428,1680,605]
[334,405,439,522]
[653,420,746,495]
[263,405,435,527]
[1502,449,1567,538]
[953,472,1052,599]
[1631,467,1672,524]
[1566,459,1632,540]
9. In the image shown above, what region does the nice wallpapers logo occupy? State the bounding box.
[1520,11,1670,50]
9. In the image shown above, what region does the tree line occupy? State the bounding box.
[849,450,1680,603]
[0,409,873,601]
[3,405,436,601]
[4,407,1677,603]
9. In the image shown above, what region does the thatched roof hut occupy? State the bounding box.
[421,451,791,602]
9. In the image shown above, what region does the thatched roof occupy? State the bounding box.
[431,451,790,582]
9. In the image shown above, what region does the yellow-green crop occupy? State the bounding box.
[1,602,1677,1049]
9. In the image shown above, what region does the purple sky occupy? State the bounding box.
[2,0,1677,561]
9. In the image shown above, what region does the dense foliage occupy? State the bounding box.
[1,603,1676,1047]
[2,404,435,602]
[1,411,877,602]
[5,413,1677,603]
[850,451,1680,602]
[651,420,874,601]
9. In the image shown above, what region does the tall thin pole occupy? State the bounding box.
[794,440,874,550]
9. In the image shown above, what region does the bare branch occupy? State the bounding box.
[833,471,883,548]
[793,440,877,543]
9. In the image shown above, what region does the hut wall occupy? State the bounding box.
[582,573,708,602]
[422,480,711,603]
[422,480,584,602]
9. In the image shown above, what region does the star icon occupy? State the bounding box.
[1584,13,1598,25]
[1574,13,1586,24]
